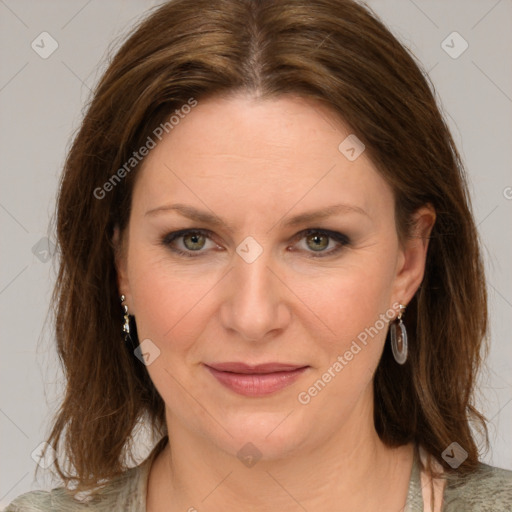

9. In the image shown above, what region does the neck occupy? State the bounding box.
[147,399,415,511]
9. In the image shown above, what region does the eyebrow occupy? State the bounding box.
[145,202,368,230]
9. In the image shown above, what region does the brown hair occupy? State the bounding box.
[43,0,489,495]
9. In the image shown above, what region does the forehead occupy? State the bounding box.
[131,93,393,224]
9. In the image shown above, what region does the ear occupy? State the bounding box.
[391,204,436,307]
[112,224,131,304]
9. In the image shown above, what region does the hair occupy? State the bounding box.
[43,0,489,497]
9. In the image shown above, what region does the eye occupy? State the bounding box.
[161,229,218,257]
[291,229,350,258]
[161,228,349,258]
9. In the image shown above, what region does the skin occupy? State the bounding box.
[114,93,436,512]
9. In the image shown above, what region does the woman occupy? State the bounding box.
[4,0,512,510]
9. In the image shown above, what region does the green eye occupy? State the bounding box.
[305,232,330,251]
[161,229,214,257]
[293,229,349,258]
[162,228,349,258]
[182,232,207,251]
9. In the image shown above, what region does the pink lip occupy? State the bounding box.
[207,362,306,373]
[204,362,309,396]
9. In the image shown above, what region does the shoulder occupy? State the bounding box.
[443,463,512,510]
[2,490,53,512]
[2,488,78,512]
[2,466,144,512]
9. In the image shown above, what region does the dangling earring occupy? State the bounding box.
[120,294,133,346]
[390,303,408,364]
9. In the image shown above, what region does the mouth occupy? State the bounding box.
[204,362,310,396]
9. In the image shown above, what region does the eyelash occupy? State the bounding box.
[160,228,350,259]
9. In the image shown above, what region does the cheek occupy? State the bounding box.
[295,268,395,416]
[127,245,220,351]
[299,254,397,405]
[299,259,396,343]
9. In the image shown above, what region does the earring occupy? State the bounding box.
[390,303,408,364]
[120,294,132,345]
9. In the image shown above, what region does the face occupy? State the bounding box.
[114,93,433,461]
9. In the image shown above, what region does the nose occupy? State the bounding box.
[219,248,291,342]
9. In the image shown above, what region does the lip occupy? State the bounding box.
[204,362,309,397]
[207,362,306,373]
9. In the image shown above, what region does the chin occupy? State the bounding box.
[206,409,312,463]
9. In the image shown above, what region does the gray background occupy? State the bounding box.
[1,0,511,505]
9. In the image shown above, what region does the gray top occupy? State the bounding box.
[405,444,512,511]
[4,440,512,511]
